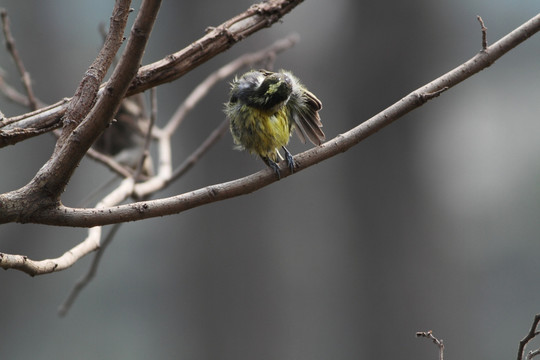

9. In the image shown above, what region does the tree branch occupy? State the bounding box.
[528,349,540,360]
[416,330,444,360]
[126,0,303,96]
[168,118,230,184]
[132,88,157,180]
[0,0,161,225]
[54,0,133,152]
[0,0,304,146]
[1,13,539,278]
[162,33,299,136]
[0,10,39,110]
[57,223,123,316]
[46,0,161,192]
[85,147,136,179]
[477,15,488,50]
[10,12,539,227]
[518,314,540,360]
[0,35,301,275]
[133,34,299,197]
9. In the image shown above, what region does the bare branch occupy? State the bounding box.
[86,147,135,178]
[168,118,229,183]
[0,177,135,275]
[528,349,540,360]
[416,330,444,360]
[32,0,159,197]
[0,1,162,275]
[0,0,160,225]
[57,223,123,317]
[132,88,157,181]
[8,13,539,228]
[0,71,46,108]
[0,10,39,110]
[0,0,304,146]
[126,0,304,96]
[134,34,299,196]
[0,98,68,128]
[477,15,488,50]
[1,14,540,277]
[54,0,133,152]
[0,123,60,147]
[518,314,540,360]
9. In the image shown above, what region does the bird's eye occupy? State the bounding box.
[230,95,238,103]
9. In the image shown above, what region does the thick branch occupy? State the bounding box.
[10,12,540,227]
[0,0,161,223]
[54,0,132,152]
[41,0,160,193]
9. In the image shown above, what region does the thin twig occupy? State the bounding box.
[132,88,157,181]
[0,10,39,110]
[477,15,488,50]
[86,147,136,178]
[57,223,122,317]
[169,118,230,183]
[75,174,119,208]
[528,349,540,360]
[416,330,444,360]
[518,314,540,360]
[54,0,133,153]
[0,74,46,108]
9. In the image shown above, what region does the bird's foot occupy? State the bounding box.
[282,146,295,174]
[263,157,281,180]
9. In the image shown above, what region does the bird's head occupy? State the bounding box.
[230,70,293,111]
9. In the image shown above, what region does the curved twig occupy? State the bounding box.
[0,10,39,110]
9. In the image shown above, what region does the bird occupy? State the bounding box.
[225,69,325,178]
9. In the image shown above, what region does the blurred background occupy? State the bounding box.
[1,1,539,359]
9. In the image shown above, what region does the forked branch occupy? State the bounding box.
[518,314,540,360]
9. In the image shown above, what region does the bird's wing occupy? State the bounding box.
[288,88,325,146]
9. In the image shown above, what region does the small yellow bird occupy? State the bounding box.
[225,69,325,178]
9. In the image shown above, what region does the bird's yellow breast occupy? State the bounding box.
[230,105,292,162]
